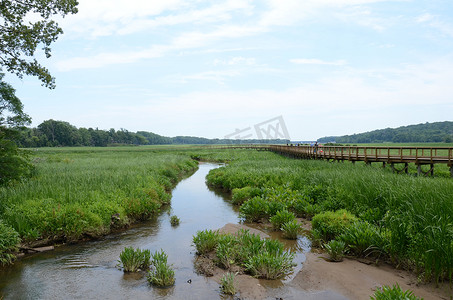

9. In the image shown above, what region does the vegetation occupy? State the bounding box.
[147,249,175,287]
[118,247,151,272]
[0,220,20,265]
[204,149,453,283]
[193,229,296,280]
[170,215,180,226]
[281,220,301,240]
[220,272,236,295]
[192,229,220,255]
[370,284,422,300]
[323,240,347,262]
[0,147,198,263]
[318,121,453,143]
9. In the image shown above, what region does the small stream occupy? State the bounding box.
[0,163,316,300]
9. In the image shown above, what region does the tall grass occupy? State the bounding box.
[0,147,198,249]
[203,149,453,283]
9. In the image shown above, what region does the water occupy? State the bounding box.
[0,163,341,300]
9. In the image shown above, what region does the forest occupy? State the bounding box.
[318,121,453,143]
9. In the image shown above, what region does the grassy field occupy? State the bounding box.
[0,146,198,264]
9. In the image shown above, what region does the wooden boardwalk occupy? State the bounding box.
[221,144,453,177]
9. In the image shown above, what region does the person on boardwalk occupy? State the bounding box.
[314,141,318,154]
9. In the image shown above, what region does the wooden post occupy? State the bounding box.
[430,164,434,176]
[383,162,386,168]
[404,163,408,174]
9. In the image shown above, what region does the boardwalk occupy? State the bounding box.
[222,144,453,177]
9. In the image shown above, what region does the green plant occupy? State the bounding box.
[323,240,347,262]
[239,196,268,222]
[119,247,151,272]
[216,235,239,269]
[0,220,20,265]
[170,215,180,226]
[339,221,388,257]
[220,272,236,295]
[370,283,422,300]
[192,229,220,254]
[281,220,301,239]
[244,250,295,279]
[311,209,357,242]
[147,249,175,287]
[269,209,295,231]
[231,186,261,205]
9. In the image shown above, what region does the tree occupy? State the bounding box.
[0,73,33,184]
[0,0,79,88]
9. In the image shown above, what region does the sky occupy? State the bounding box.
[4,0,453,140]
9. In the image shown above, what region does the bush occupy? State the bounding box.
[281,220,301,239]
[311,209,357,242]
[192,229,220,254]
[323,240,347,262]
[220,272,236,295]
[244,251,295,279]
[119,247,151,272]
[216,235,239,269]
[370,283,422,300]
[170,215,180,226]
[0,220,20,265]
[147,249,175,287]
[269,209,295,230]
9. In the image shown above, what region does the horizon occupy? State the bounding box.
[4,1,453,140]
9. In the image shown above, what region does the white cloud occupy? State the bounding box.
[290,59,347,66]
[213,57,256,66]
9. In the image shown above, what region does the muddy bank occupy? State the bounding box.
[210,223,452,300]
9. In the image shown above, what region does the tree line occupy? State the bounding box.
[318,121,453,144]
[15,119,289,147]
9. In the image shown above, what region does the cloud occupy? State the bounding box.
[290,59,347,66]
[213,57,257,66]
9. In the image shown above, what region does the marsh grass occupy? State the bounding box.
[0,220,20,265]
[203,149,453,283]
[147,249,175,287]
[323,240,347,262]
[220,272,236,295]
[119,247,151,272]
[370,283,422,300]
[281,220,301,240]
[0,148,198,245]
[192,229,220,254]
[193,229,295,280]
[269,209,295,231]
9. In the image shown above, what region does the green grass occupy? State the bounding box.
[323,240,347,262]
[170,215,180,226]
[0,220,20,265]
[147,249,175,287]
[203,149,453,283]
[220,272,236,295]
[119,246,151,272]
[193,229,296,280]
[370,283,422,300]
[0,147,198,257]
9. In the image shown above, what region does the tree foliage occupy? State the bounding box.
[0,0,78,88]
[1,74,32,184]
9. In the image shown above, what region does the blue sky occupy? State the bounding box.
[5,0,453,140]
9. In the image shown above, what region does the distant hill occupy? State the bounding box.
[317,121,453,144]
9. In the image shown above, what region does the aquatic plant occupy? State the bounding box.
[323,240,347,262]
[170,215,180,226]
[370,283,422,300]
[147,249,175,287]
[216,235,239,269]
[281,220,301,240]
[192,229,220,254]
[311,209,357,242]
[269,209,295,231]
[239,196,268,222]
[339,221,388,258]
[220,272,236,295]
[244,250,295,280]
[119,247,151,272]
[231,186,261,205]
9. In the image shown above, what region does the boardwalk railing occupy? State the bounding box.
[266,145,453,177]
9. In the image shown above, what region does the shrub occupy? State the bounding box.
[236,229,265,262]
[281,220,301,239]
[216,235,239,269]
[0,220,20,265]
[220,272,236,295]
[269,209,295,230]
[231,186,261,205]
[119,247,151,272]
[311,209,357,242]
[323,240,347,262]
[170,215,180,226]
[192,229,220,254]
[147,249,175,287]
[370,283,422,300]
[239,197,268,222]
